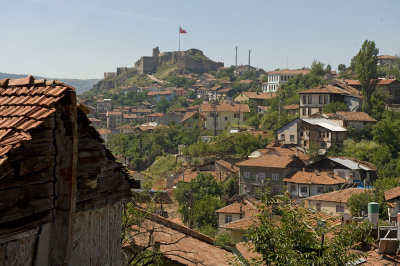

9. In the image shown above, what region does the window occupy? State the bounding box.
[303,95,307,104]
[280,134,285,140]
[234,113,240,118]
[337,171,346,178]
[272,173,280,181]
[243,171,250,178]
[336,205,345,213]
[225,215,232,224]
[300,131,303,137]
[324,95,328,104]
[304,140,308,147]
[272,187,280,195]
[256,173,265,182]
[308,108,311,115]
[225,116,228,121]
[290,135,295,142]
[316,203,321,211]
[302,108,306,116]
[308,95,312,104]
[300,186,308,193]
[319,95,323,104]
[317,187,323,193]
[291,184,296,192]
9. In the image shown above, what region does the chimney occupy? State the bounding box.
[302,168,305,172]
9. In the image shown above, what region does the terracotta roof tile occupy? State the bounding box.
[300,85,351,95]
[215,199,258,217]
[221,216,256,230]
[384,186,400,201]
[215,159,239,173]
[240,92,276,100]
[333,111,376,122]
[236,154,301,168]
[283,171,347,185]
[305,188,365,203]
[0,76,74,156]
[268,68,310,75]
[200,103,250,113]
[283,104,299,110]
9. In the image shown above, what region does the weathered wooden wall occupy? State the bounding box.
[70,202,122,266]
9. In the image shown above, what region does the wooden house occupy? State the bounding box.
[0,76,132,265]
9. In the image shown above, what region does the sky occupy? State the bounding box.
[1,0,399,79]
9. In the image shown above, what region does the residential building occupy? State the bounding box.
[305,188,366,216]
[329,111,377,130]
[173,87,186,97]
[215,199,258,243]
[200,103,250,133]
[257,105,270,114]
[283,104,299,115]
[215,159,240,178]
[208,85,223,101]
[147,90,176,103]
[237,155,305,197]
[234,65,257,75]
[96,98,113,112]
[0,76,131,265]
[234,91,276,104]
[263,68,310,93]
[118,124,138,135]
[88,117,102,128]
[146,112,164,122]
[283,170,347,199]
[131,108,152,117]
[122,113,138,124]
[306,157,377,186]
[220,80,233,88]
[106,111,123,130]
[378,55,397,66]
[158,112,184,125]
[181,111,205,129]
[299,85,362,118]
[113,105,131,114]
[275,119,301,145]
[97,128,112,142]
[384,186,400,223]
[216,88,235,100]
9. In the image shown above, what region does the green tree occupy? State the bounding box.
[372,112,400,157]
[338,64,347,74]
[192,195,223,228]
[310,60,327,76]
[322,102,348,113]
[325,64,332,73]
[247,192,373,265]
[354,40,379,112]
[347,190,375,216]
[155,98,171,113]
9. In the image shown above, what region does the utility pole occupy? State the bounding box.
[235,46,238,67]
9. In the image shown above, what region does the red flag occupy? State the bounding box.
[179,27,187,34]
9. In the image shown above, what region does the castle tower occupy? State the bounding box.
[152,47,160,58]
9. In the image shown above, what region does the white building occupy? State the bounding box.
[263,68,310,93]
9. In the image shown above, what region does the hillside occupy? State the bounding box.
[0,72,100,95]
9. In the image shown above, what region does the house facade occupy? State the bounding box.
[106,111,123,130]
[299,85,361,118]
[96,98,113,113]
[263,68,310,93]
[200,103,250,133]
[237,155,304,197]
[283,170,347,198]
[329,111,377,130]
[234,91,276,104]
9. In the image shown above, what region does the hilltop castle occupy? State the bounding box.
[134,47,224,74]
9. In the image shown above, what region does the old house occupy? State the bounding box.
[237,155,304,197]
[122,113,138,124]
[299,85,361,118]
[216,88,235,100]
[305,188,365,216]
[106,110,123,131]
[306,157,377,186]
[146,112,164,123]
[215,198,258,244]
[234,65,257,76]
[147,90,176,103]
[0,76,131,265]
[97,128,112,142]
[384,186,400,223]
[234,91,276,105]
[181,111,205,129]
[283,170,347,199]
[283,104,299,115]
[263,68,310,93]
[88,117,102,128]
[200,103,250,133]
[329,111,377,130]
[96,98,112,113]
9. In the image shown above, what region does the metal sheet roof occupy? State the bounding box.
[329,158,373,171]
[301,118,347,132]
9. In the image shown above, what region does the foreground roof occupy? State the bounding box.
[283,171,347,185]
[332,112,377,122]
[215,199,258,217]
[305,188,365,203]
[300,85,352,95]
[301,118,347,132]
[327,157,376,171]
[0,76,73,156]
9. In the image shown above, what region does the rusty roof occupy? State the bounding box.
[283,104,299,110]
[333,111,376,122]
[181,111,204,122]
[200,103,250,113]
[236,154,301,168]
[305,188,365,203]
[283,171,347,185]
[122,113,137,119]
[300,85,351,95]
[267,68,310,75]
[0,76,74,157]
[239,79,252,84]
[215,159,239,173]
[239,92,276,100]
[385,186,400,201]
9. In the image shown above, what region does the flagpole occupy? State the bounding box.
[178,25,180,52]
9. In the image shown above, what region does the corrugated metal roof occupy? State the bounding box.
[329,158,373,171]
[301,118,347,132]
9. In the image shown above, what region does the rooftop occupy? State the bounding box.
[301,118,347,132]
[215,159,239,173]
[283,104,299,110]
[305,188,365,203]
[236,154,302,169]
[300,85,352,95]
[215,199,258,217]
[239,91,276,100]
[283,170,347,185]
[385,186,400,201]
[200,103,250,113]
[267,68,310,75]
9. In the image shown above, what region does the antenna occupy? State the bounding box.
[235,46,238,67]
[248,49,251,66]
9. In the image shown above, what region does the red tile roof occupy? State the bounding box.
[300,85,351,95]
[200,103,250,113]
[385,186,400,201]
[215,199,258,217]
[221,216,256,230]
[147,112,164,117]
[0,76,75,157]
[123,113,137,119]
[283,104,299,110]
[305,188,365,203]
[147,90,173,96]
[215,159,239,173]
[267,68,310,75]
[240,92,276,100]
[378,55,396,60]
[333,111,376,122]
[97,128,111,135]
[236,154,301,168]
[345,78,399,86]
[181,111,204,122]
[283,171,347,185]
[239,79,252,84]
